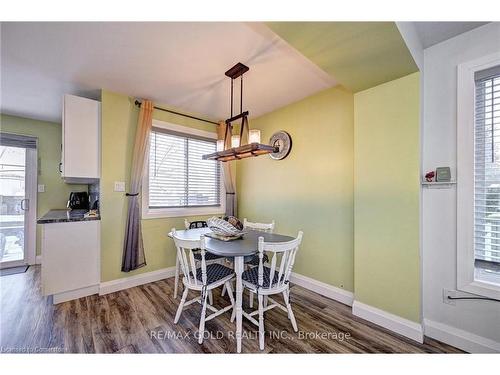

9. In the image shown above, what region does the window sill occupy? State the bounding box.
[475,263,500,288]
[142,206,224,220]
[458,276,500,300]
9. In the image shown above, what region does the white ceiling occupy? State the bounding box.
[2,22,494,124]
[0,22,335,123]
[413,22,489,48]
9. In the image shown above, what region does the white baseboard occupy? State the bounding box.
[99,266,176,296]
[352,300,424,343]
[288,274,423,343]
[53,285,99,304]
[35,255,42,265]
[289,272,354,306]
[424,319,500,353]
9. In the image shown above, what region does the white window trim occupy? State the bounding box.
[141,119,225,219]
[457,52,500,299]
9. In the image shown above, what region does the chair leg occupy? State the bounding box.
[230,307,236,323]
[174,255,180,299]
[208,290,213,306]
[249,291,254,308]
[283,289,298,332]
[198,290,209,344]
[225,281,236,322]
[174,287,188,324]
[258,294,265,350]
[285,292,290,319]
[230,286,236,323]
[222,260,234,297]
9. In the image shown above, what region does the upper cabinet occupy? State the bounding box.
[61,94,100,183]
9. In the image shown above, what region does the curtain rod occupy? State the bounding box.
[134,100,219,125]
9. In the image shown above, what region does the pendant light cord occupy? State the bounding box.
[230,78,234,118]
[240,75,243,113]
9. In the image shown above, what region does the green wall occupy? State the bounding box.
[353,72,420,322]
[2,76,421,325]
[100,91,220,282]
[266,22,418,92]
[3,77,420,324]
[0,114,87,255]
[237,87,354,291]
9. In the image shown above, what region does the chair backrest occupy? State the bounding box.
[243,218,275,233]
[256,231,303,291]
[171,228,207,286]
[184,219,208,230]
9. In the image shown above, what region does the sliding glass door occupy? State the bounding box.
[0,134,37,268]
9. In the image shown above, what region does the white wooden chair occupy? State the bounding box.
[243,218,275,233]
[242,218,275,308]
[173,219,224,300]
[172,228,236,344]
[240,231,303,350]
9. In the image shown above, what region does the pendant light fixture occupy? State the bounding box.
[202,62,278,162]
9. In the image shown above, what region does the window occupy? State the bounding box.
[142,121,224,218]
[458,53,500,299]
[474,67,500,279]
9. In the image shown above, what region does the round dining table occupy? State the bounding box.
[168,227,294,353]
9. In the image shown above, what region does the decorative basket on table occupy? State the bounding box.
[206,216,245,241]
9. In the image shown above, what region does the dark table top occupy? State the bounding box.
[169,228,295,257]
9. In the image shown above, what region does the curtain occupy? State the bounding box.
[217,121,237,216]
[121,100,153,272]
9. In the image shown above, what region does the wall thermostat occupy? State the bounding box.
[435,167,451,182]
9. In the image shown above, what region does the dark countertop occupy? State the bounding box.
[37,209,100,224]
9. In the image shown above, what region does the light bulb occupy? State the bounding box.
[231,135,240,148]
[249,129,261,144]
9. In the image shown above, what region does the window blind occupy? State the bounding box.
[474,66,500,264]
[148,129,221,208]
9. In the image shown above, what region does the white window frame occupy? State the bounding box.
[457,52,500,299]
[141,120,225,219]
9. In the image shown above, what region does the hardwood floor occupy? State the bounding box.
[0,266,463,354]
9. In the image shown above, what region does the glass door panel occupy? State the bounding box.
[0,145,26,265]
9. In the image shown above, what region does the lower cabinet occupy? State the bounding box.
[41,220,100,304]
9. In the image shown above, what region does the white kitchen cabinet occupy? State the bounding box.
[41,220,100,304]
[61,94,100,183]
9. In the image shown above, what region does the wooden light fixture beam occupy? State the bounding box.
[202,62,278,162]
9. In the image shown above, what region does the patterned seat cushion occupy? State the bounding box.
[192,250,224,262]
[191,263,234,284]
[189,221,208,229]
[242,265,283,288]
[244,253,269,266]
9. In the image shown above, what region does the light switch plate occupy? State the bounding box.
[114,181,126,192]
[37,184,45,193]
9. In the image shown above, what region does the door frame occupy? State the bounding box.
[0,134,38,269]
[25,146,38,265]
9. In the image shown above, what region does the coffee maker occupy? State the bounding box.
[67,192,89,210]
